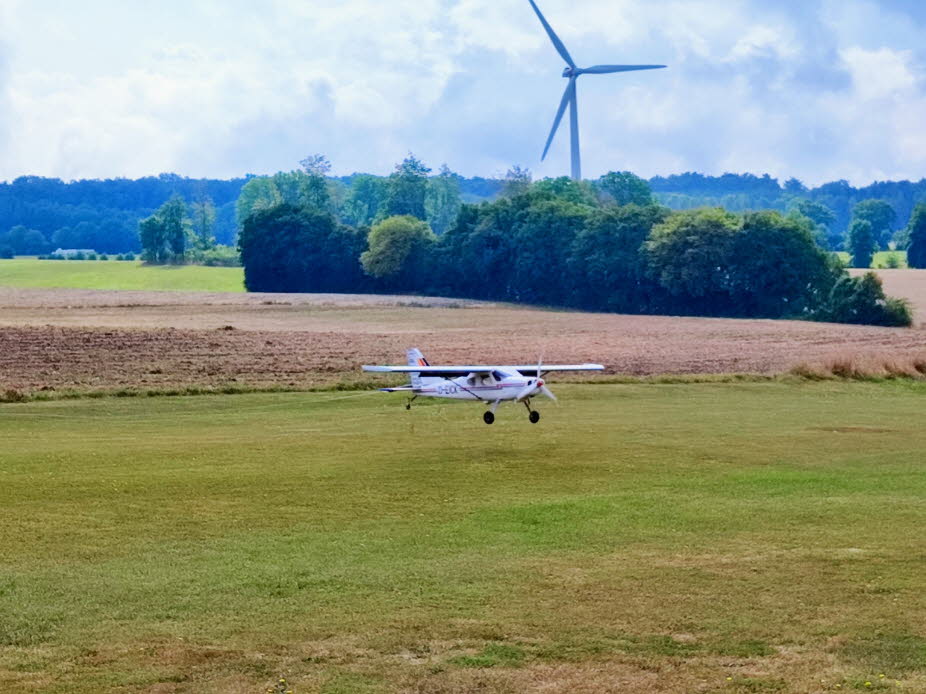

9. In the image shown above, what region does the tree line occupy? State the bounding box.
[651,173,926,252]
[0,174,241,256]
[2,169,923,260]
[239,167,919,327]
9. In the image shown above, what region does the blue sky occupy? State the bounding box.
[0,0,924,185]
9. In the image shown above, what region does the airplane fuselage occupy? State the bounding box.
[363,349,603,424]
[411,371,544,403]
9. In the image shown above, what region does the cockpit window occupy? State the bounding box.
[492,370,508,382]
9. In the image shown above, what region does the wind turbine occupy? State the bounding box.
[528,0,666,180]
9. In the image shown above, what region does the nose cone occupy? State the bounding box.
[562,66,575,78]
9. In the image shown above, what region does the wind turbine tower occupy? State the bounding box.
[528,0,666,180]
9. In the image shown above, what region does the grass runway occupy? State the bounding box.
[1,382,925,693]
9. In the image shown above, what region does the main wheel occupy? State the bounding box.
[529,410,541,424]
[483,411,495,425]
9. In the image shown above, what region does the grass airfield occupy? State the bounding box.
[2,382,925,693]
[0,259,244,293]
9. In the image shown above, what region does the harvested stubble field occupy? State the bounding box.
[1,287,925,395]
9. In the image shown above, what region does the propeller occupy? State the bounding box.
[516,357,558,402]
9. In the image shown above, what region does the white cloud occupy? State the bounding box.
[840,46,917,100]
[0,0,924,185]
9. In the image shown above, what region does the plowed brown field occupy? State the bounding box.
[1,287,924,394]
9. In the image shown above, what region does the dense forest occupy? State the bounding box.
[236,165,918,327]
[1,164,924,257]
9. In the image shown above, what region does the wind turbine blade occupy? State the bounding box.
[578,64,667,75]
[542,79,574,161]
[527,0,576,68]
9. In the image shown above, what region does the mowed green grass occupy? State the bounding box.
[0,258,244,292]
[1,383,925,693]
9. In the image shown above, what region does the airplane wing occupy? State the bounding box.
[363,365,495,378]
[362,364,605,376]
[514,364,605,376]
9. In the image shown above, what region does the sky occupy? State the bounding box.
[0,0,924,186]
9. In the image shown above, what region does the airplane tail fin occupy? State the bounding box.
[406,348,429,388]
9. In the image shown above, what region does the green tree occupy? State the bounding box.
[139,197,190,264]
[236,177,282,229]
[191,198,217,250]
[236,170,333,232]
[569,203,668,311]
[906,202,926,268]
[425,164,462,235]
[292,160,332,211]
[385,155,430,219]
[846,218,876,268]
[509,196,589,305]
[271,170,330,212]
[815,272,911,327]
[95,219,130,253]
[790,198,837,247]
[731,211,836,317]
[646,208,741,315]
[162,197,190,260]
[238,204,367,293]
[530,177,598,206]
[299,154,331,177]
[342,175,387,227]
[501,166,532,198]
[1,225,49,254]
[361,215,436,290]
[434,201,516,300]
[852,199,896,250]
[326,179,349,219]
[139,216,167,264]
[51,227,77,249]
[597,171,653,206]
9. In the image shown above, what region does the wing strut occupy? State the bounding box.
[442,376,486,402]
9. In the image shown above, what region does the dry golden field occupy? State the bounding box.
[1,287,924,395]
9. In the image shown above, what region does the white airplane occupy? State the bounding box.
[362,348,605,424]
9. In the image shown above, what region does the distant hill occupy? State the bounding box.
[650,173,926,239]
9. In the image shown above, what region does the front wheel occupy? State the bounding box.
[529,410,540,424]
[483,411,495,425]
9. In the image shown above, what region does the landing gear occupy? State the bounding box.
[406,395,417,411]
[483,411,495,425]
[523,398,541,424]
